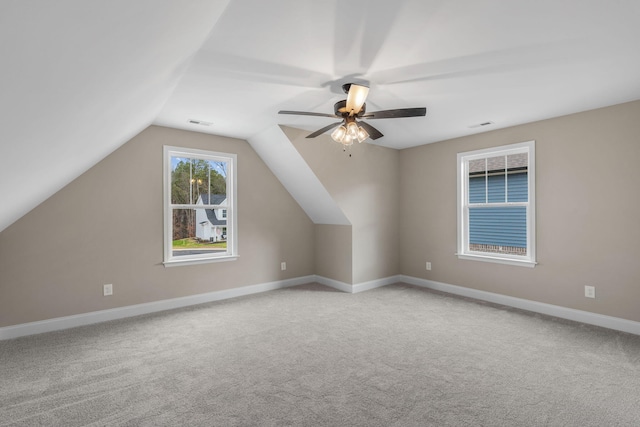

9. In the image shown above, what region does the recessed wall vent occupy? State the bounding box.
[468,121,494,129]
[188,119,213,126]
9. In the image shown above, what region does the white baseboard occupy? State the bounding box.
[0,275,315,340]
[314,276,353,293]
[400,275,640,336]
[7,274,634,340]
[314,275,400,293]
[352,275,402,293]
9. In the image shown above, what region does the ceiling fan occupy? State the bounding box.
[278,83,427,146]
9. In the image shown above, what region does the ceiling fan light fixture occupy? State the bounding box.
[356,126,369,143]
[346,121,359,140]
[331,125,347,143]
[345,84,369,115]
[279,82,426,146]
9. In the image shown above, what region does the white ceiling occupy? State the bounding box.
[2,0,640,232]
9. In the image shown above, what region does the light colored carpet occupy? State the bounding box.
[1,283,640,426]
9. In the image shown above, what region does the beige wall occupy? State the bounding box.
[4,101,640,328]
[314,224,352,284]
[399,100,640,322]
[0,126,315,327]
[284,126,400,284]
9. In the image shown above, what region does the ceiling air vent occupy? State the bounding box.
[468,121,494,129]
[188,119,213,126]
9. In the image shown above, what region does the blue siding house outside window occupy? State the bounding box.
[468,172,528,249]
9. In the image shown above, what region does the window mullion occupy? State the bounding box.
[171,204,224,210]
[469,202,528,208]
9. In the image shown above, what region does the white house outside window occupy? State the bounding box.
[457,141,536,267]
[163,146,237,266]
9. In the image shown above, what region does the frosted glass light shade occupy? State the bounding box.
[346,122,359,139]
[331,125,347,143]
[356,126,369,143]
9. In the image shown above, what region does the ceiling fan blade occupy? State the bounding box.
[358,121,384,140]
[306,121,344,139]
[362,107,427,119]
[279,110,340,118]
[346,84,369,115]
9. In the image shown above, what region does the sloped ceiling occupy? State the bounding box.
[0,0,231,232]
[2,0,640,233]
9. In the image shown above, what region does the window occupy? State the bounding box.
[457,141,535,267]
[163,146,237,266]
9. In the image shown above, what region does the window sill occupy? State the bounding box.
[456,253,536,268]
[163,255,238,268]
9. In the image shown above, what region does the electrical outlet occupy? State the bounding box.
[426,262,432,271]
[103,284,113,296]
[584,285,595,299]
[281,262,286,271]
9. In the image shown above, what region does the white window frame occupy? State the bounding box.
[456,140,536,268]
[163,146,238,267]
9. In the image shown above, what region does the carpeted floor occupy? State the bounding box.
[1,282,640,426]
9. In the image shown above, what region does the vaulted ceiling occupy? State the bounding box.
[2,0,640,232]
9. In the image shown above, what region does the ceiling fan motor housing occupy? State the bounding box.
[334,100,366,116]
